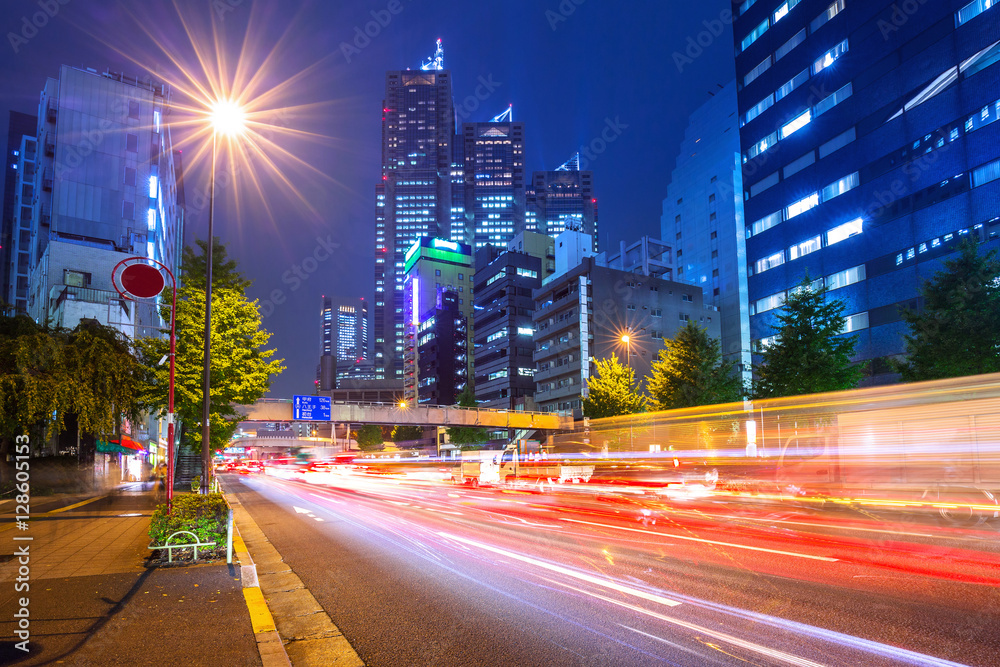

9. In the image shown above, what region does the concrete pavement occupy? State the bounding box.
[0,485,270,666]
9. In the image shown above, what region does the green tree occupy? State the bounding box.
[753,277,862,398]
[391,424,424,443]
[136,240,283,455]
[583,356,646,418]
[0,317,148,477]
[354,424,384,452]
[896,238,1000,381]
[446,386,490,448]
[647,321,743,410]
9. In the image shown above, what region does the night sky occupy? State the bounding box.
[0,0,737,397]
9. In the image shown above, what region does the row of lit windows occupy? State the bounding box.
[753,215,862,276]
[752,265,864,316]
[748,171,858,238]
[740,0,842,53]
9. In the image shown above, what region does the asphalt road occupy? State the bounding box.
[226,471,1000,666]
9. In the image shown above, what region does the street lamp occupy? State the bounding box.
[200,98,247,494]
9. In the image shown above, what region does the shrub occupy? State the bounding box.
[149,493,228,548]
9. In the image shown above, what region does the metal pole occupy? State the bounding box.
[200,131,217,495]
[166,267,177,510]
[226,506,234,564]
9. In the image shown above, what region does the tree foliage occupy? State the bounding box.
[753,277,862,398]
[391,424,424,443]
[647,321,743,410]
[896,238,1000,381]
[354,424,384,452]
[0,317,147,468]
[583,355,646,419]
[446,386,490,448]
[136,240,283,455]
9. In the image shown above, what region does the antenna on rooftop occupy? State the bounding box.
[420,38,444,71]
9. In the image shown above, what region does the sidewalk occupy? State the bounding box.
[0,485,267,666]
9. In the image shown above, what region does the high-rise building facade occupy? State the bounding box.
[25,66,184,335]
[337,299,369,365]
[374,43,456,383]
[461,108,526,249]
[402,237,473,404]
[662,81,752,384]
[527,156,598,243]
[472,239,544,410]
[734,0,1000,383]
[2,111,38,313]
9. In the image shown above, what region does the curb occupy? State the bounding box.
[232,517,293,667]
[223,482,364,667]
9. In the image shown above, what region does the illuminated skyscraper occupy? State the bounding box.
[460,106,526,249]
[373,40,455,383]
[527,155,598,245]
[337,299,369,365]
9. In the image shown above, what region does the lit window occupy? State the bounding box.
[956,0,997,26]
[745,56,772,86]
[785,192,819,219]
[780,110,812,139]
[749,211,783,237]
[776,69,809,101]
[814,82,853,116]
[773,0,800,23]
[826,264,866,290]
[517,327,533,335]
[147,209,156,231]
[843,312,869,333]
[753,292,786,314]
[741,18,770,52]
[755,251,785,273]
[812,39,849,74]
[826,217,863,245]
[149,175,158,198]
[744,95,774,124]
[810,0,845,32]
[821,172,859,201]
[789,235,822,260]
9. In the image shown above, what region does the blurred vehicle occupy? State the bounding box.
[573,373,1000,524]
[458,442,594,490]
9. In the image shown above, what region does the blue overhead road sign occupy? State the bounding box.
[292,395,331,421]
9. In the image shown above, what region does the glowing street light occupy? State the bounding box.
[199,96,248,494]
[399,401,408,409]
[209,99,247,137]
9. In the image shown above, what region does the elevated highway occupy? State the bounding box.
[238,399,574,431]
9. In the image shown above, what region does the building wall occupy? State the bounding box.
[527,168,598,244]
[662,80,752,384]
[2,111,37,311]
[27,66,182,328]
[733,0,1000,383]
[532,257,719,415]
[6,135,37,313]
[473,246,542,409]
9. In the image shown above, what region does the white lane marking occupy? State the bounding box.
[561,517,839,562]
[314,517,324,521]
[582,586,827,667]
[438,532,681,608]
[293,506,313,515]
[705,512,936,538]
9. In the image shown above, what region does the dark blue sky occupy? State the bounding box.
[0,0,737,397]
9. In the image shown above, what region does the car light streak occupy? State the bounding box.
[561,517,840,561]
[438,532,683,608]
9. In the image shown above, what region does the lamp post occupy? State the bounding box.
[112,258,177,508]
[620,332,633,451]
[200,99,246,494]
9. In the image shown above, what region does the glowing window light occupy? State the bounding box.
[780,110,812,140]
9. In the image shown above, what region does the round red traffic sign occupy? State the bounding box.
[120,263,165,298]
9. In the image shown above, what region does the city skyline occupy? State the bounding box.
[0,0,736,398]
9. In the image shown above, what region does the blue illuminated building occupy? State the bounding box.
[526,155,598,244]
[734,0,1000,383]
[662,81,752,384]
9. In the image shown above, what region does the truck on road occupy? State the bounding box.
[457,444,594,490]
